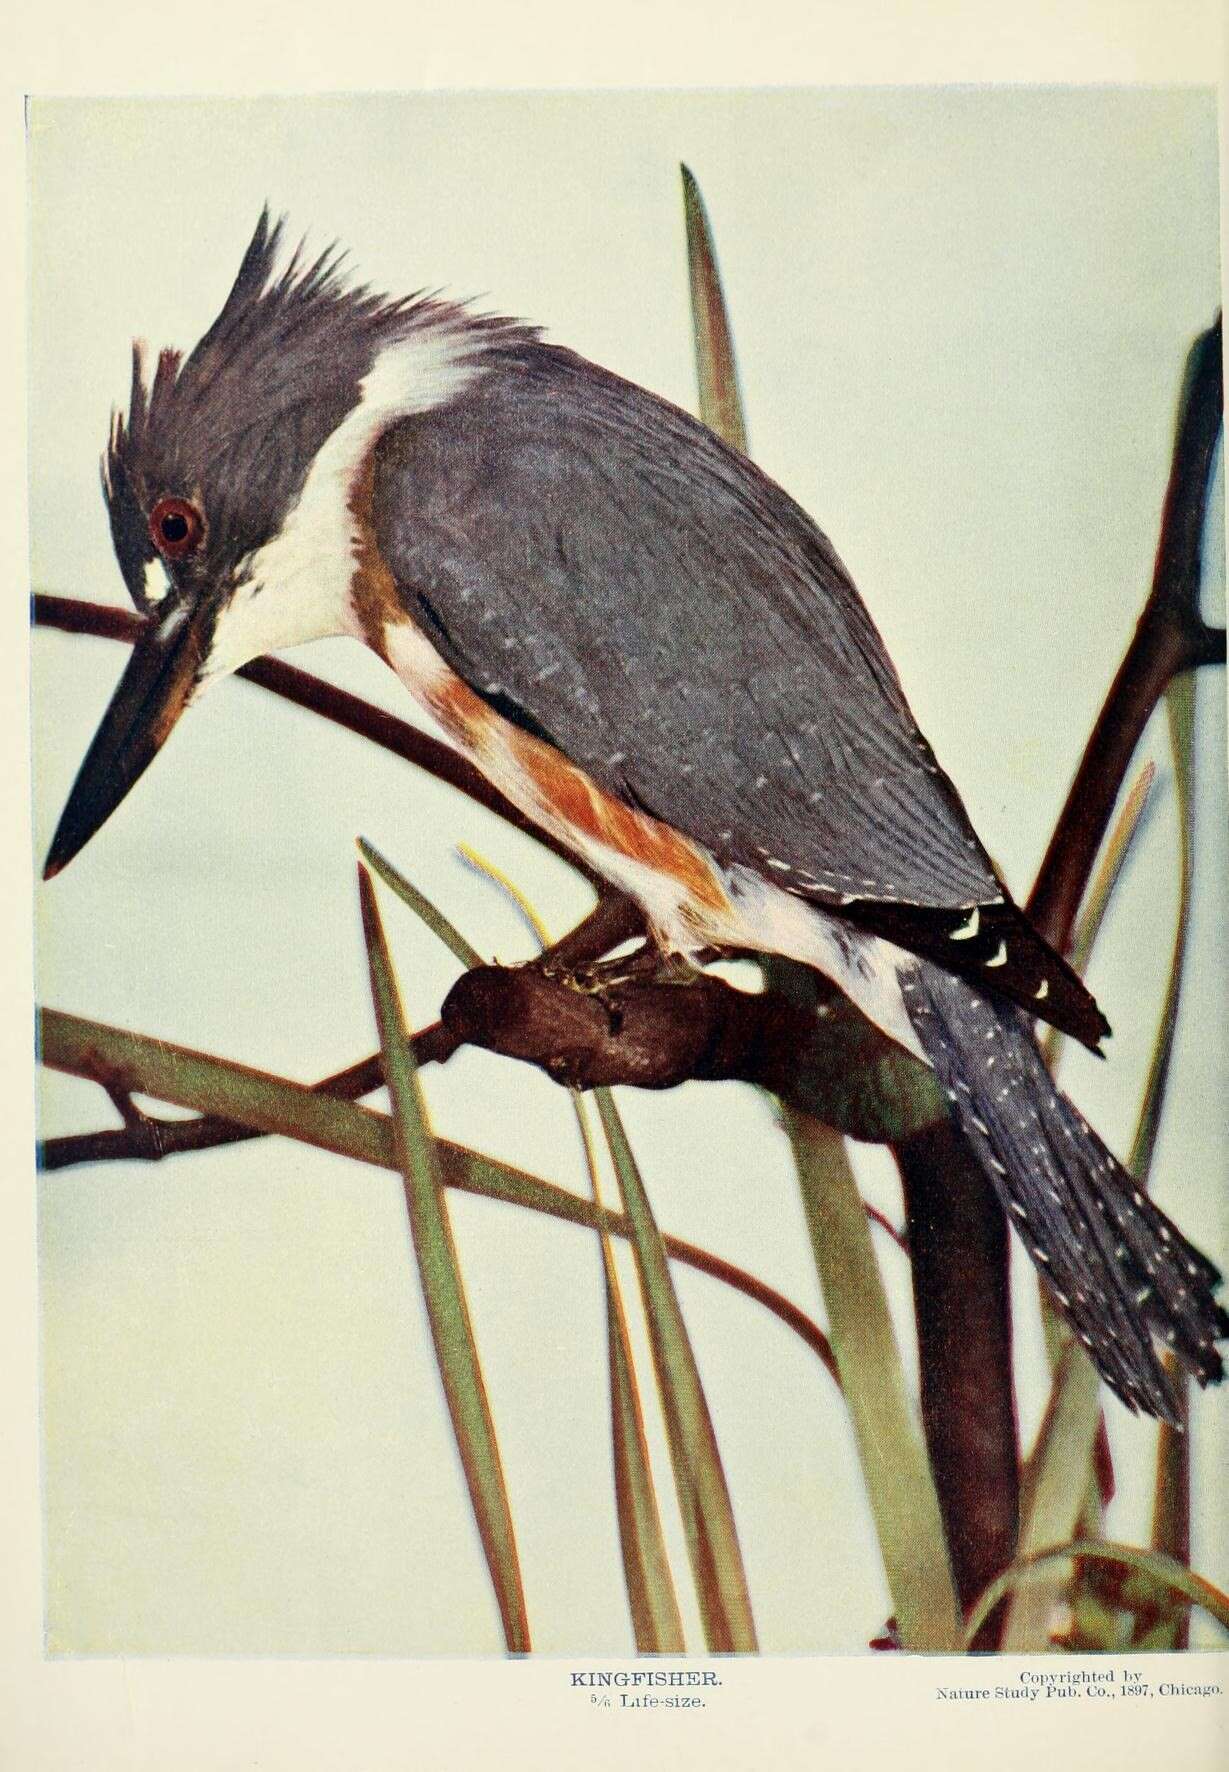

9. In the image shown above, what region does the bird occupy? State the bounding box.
[44,209,1226,1422]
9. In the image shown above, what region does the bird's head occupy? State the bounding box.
[43,208,516,878]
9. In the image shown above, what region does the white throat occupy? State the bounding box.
[195,326,483,689]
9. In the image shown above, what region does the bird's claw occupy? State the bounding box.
[528,945,707,1041]
[539,943,703,997]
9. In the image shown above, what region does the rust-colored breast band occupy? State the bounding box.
[347,446,409,661]
[506,730,730,916]
[348,442,728,918]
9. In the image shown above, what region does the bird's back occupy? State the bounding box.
[371,338,1104,1044]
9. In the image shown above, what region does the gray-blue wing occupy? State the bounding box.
[371,341,999,911]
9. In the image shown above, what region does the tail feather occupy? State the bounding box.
[900,960,1228,1423]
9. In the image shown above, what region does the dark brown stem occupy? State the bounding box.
[33,320,1224,1654]
[897,1127,1019,1626]
[894,315,1223,1642]
[537,893,645,969]
[1028,317,1223,953]
[40,960,939,1168]
[104,1085,147,1130]
[1188,620,1227,668]
[1147,1365,1191,1651]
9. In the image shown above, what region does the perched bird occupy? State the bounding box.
[45,210,1226,1420]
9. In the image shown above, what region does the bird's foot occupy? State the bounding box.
[541,942,709,995]
[530,941,715,1036]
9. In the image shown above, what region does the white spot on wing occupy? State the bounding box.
[949,907,980,941]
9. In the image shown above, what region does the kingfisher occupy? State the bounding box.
[44,210,1226,1420]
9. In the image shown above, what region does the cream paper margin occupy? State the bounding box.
[3,3,1227,1768]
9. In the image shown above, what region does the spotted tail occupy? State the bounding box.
[899,960,1228,1422]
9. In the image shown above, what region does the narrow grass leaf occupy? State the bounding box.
[573,1098,685,1652]
[1131,673,1196,1180]
[358,863,530,1653]
[1001,1343,1102,1650]
[1031,763,1156,1569]
[606,1293,687,1652]
[1071,762,1157,981]
[455,842,553,951]
[1043,762,1156,1071]
[596,1088,758,1653]
[358,836,482,970]
[1139,676,1198,1646]
[39,1005,839,1381]
[783,1107,962,1652]
[458,845,685,1652]
[966,1541,1229,1648]
[682,164,748,453]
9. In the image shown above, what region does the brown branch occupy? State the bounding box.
[104,1084,146,1129]
[895,1128,1019,1636]
[39,1074,838,1393]
[436,961,941,1145]
[1188,621,1227,668]
[894,315,1224,1635]
[897,1127,1018,1629]
[537,893,645,969]
[34,321,1224,1648]
[1028,317,1224,953]
[40,963,938,1172]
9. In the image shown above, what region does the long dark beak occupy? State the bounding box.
[43,602,210,879]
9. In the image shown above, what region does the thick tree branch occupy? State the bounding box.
[895,315,1224,1631]
[1028,317,1223,953]
[33,319,1224,1651]
[897,1128,1018,1627]
[437,961,942,1144]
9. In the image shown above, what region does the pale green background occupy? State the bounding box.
[29,88,1227,1653]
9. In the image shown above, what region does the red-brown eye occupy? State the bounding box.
[148,496,204,560]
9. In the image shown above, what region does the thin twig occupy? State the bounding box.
[39,1125,837,1398]
[31,317,1226,1647]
